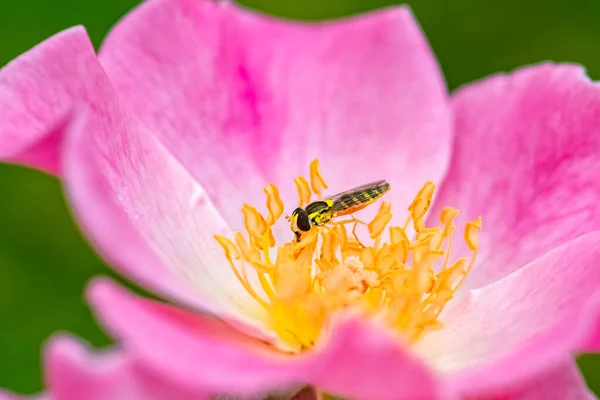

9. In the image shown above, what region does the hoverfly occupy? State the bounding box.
[287,180,390,241]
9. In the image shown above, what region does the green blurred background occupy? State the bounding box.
[0,0,599,395]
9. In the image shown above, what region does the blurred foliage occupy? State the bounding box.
[0,0,599,395]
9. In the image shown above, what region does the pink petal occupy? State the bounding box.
[98,0,452,230]
[0,391,24,400]
[431,63,600,288]
[88,278,451,400]
[0,26,100,175]
[468,359,595,400]
[580,293,600,352]
[45,335,206,400]
[415,231,600,396]
[62,81,270,331]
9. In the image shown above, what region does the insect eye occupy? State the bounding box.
[292,208,312,232]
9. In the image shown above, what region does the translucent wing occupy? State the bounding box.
[326,180,390,216]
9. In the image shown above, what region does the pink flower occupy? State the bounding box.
[0,336,210,400]
[2,0,600,398]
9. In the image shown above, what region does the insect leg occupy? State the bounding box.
[350,216,367,248]
[330,216,367,247]
[351,221,364,248]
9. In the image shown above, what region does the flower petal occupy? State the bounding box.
[45,335,206,400]
[99,0,452,230]
[431,63,600,288]
[415,231,600,396]
[62,74,269,331]
[0,26,99,175]
[88,277,452,400]
[580,293,600,352]
[0,391,22,400]
[466,359,595,400]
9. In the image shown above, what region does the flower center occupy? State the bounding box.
[215,160,481,352]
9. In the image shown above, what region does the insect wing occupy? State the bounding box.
[326,180,390,216]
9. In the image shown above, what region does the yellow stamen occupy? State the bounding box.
[241,204,274,250]
[215,233,269,309]
[214,160,482,352]
[294,176,312,207]
[264,184,284,226]
[309,159,328,199]
[465,216,482,251]
[368,201,392,248]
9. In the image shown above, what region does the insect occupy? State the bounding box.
[288,180,390,242]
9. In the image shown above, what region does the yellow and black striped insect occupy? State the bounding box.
[288,180,390,241]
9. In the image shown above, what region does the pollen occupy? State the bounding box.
[215,160,481,352]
